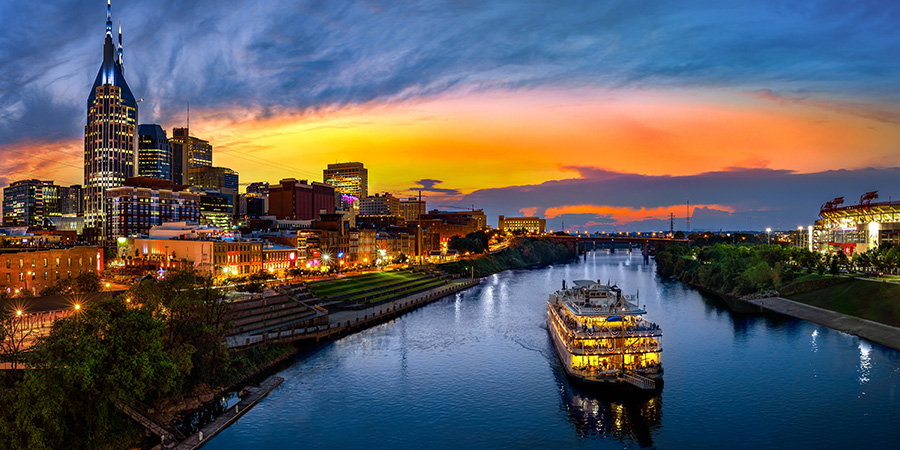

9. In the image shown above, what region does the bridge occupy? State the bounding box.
[546,235,689,259]
[548,235,688,245]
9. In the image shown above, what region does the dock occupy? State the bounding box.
[169,376,284,450]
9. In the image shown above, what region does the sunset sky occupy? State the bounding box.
[1,0,899,231]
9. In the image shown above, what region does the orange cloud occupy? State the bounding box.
[519,207,538,216]
[543,203,736,225]
[11,87,900,200]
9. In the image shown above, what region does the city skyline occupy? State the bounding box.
[1,1,899,231]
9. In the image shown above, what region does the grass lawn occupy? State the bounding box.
[307,271,427,298]
[787,278,900,328]
[360,279,449,304]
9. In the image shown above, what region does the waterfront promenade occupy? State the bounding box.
[224,279,479,349]
[169,376,284,450]
[748,296,900,351]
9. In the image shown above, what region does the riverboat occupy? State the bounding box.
[547,280,663,390]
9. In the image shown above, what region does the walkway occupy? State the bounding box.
[224,279,479,349]
[171,376,284,450]
[748,297,900,351]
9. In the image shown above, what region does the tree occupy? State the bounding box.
[0,309,34,370]
[0,297,179,449]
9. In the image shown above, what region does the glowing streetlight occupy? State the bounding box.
[74,304,81,311]
[765,227,772,245]
[16,309,23,316]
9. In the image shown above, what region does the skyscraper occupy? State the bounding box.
[138,124,172,180]
[84,1,138,230]
[2,180,58,226]
[324,162,368,199]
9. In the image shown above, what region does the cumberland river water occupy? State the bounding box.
[206,252,900,449]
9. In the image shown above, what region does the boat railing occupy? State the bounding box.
[568,343,662,356]
[571,328,662,339]
[624,372,656,390]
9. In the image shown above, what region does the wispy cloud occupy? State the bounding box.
[3,0,900,148]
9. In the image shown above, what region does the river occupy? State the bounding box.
[205,252,900,449]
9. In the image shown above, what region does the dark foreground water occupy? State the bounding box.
[206,253,900,449]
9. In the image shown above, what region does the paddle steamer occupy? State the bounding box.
[547,280,663,390]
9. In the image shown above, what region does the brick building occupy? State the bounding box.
[0,246,101,295]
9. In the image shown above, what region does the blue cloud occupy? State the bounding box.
[457,166,900,231]
[2,0,900,149]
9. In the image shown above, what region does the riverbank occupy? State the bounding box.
[169,376,284,450]
[747,297,900,351]
[683,279,900,351]
[441,237,576,278]
[164,278,480,448]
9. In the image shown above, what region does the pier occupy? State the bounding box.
[168,376,284,450]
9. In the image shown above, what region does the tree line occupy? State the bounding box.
[0,270,263,450]
[655,242,900,297]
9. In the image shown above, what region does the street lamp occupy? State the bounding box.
[765,227,772,245]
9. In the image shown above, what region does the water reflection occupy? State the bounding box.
[859,340,872,384]
[553,364,661,447]
[810,329,819,353]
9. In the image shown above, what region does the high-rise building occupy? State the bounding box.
[169,128,213,185]
[2,180,58,226]
[188,166,238,191]
[58,185,83,216]
[198,191,234,229]
[105,177,200,240]
[1,180,84,226]
[84,1,138,229]
[169,129,189,185]
[324,162,368,199]
[138,124,172,180]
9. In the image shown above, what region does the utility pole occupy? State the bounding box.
[669,213,674,236]
[686,198,691,232]
[417,190,422,264]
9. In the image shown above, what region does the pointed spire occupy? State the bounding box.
[106,0,112,36]
[118,20,124,67]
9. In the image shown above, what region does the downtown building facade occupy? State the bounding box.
[104,177,200,240]
[137,124,172,181]
[497,215,546,234]
[169,127,212,185]
[360,192,401,216]
[84,2,138,231]
[0,246,101,295]
[2,180,83,226]
[399,197,427,222]
[268,178,335,221]
[324,162,368,199]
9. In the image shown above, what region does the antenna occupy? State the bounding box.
[669,213,674,235]
[187,101,190,131]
